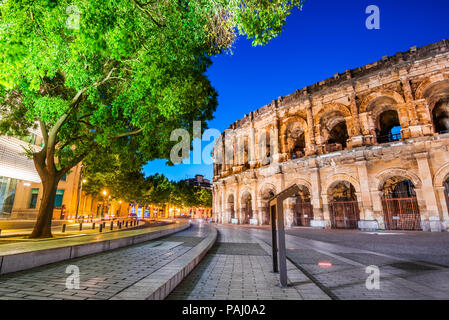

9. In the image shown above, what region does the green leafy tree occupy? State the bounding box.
[0,0,303,238]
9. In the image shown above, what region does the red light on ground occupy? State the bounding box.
[318,261,333,268]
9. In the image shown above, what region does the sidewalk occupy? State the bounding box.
[167,224,330,300]
[0,223,207,300]
[0,219,147,238]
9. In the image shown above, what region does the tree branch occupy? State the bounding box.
[111,128,143,139]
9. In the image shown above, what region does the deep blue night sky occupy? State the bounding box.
[144,0,449,181]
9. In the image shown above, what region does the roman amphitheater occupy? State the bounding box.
[212,39,449,232]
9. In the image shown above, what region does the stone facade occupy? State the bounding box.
[212,39,449,232]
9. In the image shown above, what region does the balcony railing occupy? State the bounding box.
[377,133,402,144]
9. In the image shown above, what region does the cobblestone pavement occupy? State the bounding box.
[0,223,209,300]
[167,225,329,300]
[247,226,449,300]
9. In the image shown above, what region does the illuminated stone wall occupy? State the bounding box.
[212,39,449,232]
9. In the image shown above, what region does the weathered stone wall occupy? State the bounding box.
[212,40,449,232]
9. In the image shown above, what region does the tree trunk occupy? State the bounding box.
[29,175,59,239]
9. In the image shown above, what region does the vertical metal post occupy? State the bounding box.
[276,200,288,287]
[270,203,278,273]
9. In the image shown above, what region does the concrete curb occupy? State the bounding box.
[110,224,218,300]
[0,222,190,275]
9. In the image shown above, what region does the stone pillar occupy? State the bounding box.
[436,187,449,231]
[258,199,268,225]
[284,197,296,228]
[401,77,419,127]
[306,98,317,156]
[310,167,325,228]
[249,126,257,168]
[356,161,377,230]
[272,116,281,164]
[347,90,364,148]
[371,190,385,229]
[415,153,442,231]
[321,194,331,229]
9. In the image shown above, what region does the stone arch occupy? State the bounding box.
[419,79,449,103]
[314,102,352,124]
[419,80,449,133]
[324,174,362,196]
[360,90,406,114]
[415,78,432,100]
[259,183,277,200]
[374,168,422,191]
[280,116,308,157]
[293,179,312,192]
[362,93,407,142]
[240,190,254,224]
[315,104,352,150]
[433,162,449,187]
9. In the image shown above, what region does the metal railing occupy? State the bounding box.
[382,197,421,231]
[377,132,402,144]
[329,201,360,229]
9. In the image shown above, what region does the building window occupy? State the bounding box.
[0,176,18,216]
[54,189,65,208]
[29,188,39,209]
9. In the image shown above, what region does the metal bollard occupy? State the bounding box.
[125,221,128,228]
[62,224,66,233]
[0,229,2,237]
[118,222,122,229]
[99,224,103,233]
[92,222,96,229]
[110,222,113,231]
[79,223,83,231]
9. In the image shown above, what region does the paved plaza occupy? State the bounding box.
[249,226,449,300]
[0,224,209,300]
[167,225,329,300]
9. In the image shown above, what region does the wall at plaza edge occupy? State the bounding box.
[212,39,449,232]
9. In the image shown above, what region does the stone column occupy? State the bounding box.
[284,197,296,228]
[436,187,449,231]
[356,161,376,229]
[272,116,281,164]
[401,77,419,127]
[310,167,324,227]
[321,194,331,229]
[258,199,268,225]
[249,126,257,168]
[371,190,385,229]
[306,98,317,156]
[415,152,442,231]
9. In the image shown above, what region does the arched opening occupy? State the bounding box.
[432,99,449,134]
[326,121,349,152]
[241,193,253,224]
[261,188,275,225]
[376,110,402,143]
[284,122,306,160]
[290,132,305,160]
[444,177,449,213]
[381,177,421,230]
[328,181,359,229]
[227,194,235,221]
[292,185,313,227]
